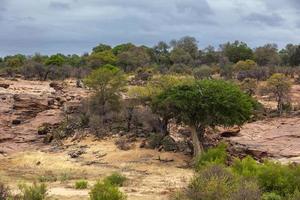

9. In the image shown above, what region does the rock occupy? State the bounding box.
[49,82,63,91]
[12,119,21,125]
[220,127,240,137]
[37,123,51,135]
[68,149,86,158]
[0,83,10,89]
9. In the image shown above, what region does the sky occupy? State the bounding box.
[0,0,300,56]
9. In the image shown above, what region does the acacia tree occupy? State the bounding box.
[84,64,126,121]
[152,80,253,156]
[266,73,291,115]
[128,75,194,135]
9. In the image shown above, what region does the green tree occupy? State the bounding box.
[129,75,194,135]
[84,65,126,119]
[87,50,117,68]
[234,59,257,72]
[193,65,213,79]
[112,43,135,55]
[254,44,281,66]
[221,41,253,63]
[152,80,253,156]
[117,46,151,72]
[92,43,112,53]
[45,54,65,66]
[265,73,291,114]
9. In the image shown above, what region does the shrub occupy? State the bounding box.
[147,133,164,149]
[75,180,88,189]
[257,161,297,197]
[89,181,126,200]
[18,182,47,200]
[231,179,262,200]
[195,143,228,171]
[187,165,235,200]
[232,156,260,177]
[262,192,282,200]
[288,189,300,200]
[104,173,127,187]
[0,182,10,200]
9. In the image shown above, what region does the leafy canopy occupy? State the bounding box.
[152,79,253,128]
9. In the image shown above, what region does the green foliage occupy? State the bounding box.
[89,181,126,200]
[112,43,135,55]
[222,41,254,63]
[103,173,127,187]
[262,193,282,200]
[18,183,47,200]
[234,59,257,71]
[75,180,88,189]
[147,133,164,149]
[152,80,253,128]
[93,44,112,53]
[84,65,126,116]
[265,73,291,114]
[232,156,260,177]
[195,143,228,171]
[288,189,300,200]
[117,46,151,72]
[45,54,65,66]
[193,65,213,79]
[87,50,118,68]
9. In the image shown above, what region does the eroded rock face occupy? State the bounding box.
[0,78,88,155]
[225,117,300,163]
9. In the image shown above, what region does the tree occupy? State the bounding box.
[234,59,257,71]
[87,50,117,68]
[240,78,257,96]
[221,41,253,63]
[265,73,291,115]
[193,65,213,79]
[42,54,66,80]
[152,80,253,156]
[254,44,280,66]
[92,43,112,53]
[84,65,126,120]
[129,75,194,135]
[170,36,198,59]
[117,46,151,72]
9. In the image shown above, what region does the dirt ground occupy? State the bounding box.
[0,137,193,200]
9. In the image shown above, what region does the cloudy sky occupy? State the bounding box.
[0,0,300,56]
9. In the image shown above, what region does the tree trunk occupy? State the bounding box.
[190,125,204,157]
[159,117,169,136]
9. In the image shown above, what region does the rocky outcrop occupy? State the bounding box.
[0,78,89,155]
[225,117,300,162]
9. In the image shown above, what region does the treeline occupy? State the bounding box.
[1,36,300,80]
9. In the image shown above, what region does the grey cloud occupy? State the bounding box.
[49,1,70,10]
[244,13,284,26]
[0,0,299,56]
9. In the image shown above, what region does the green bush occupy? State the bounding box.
[187,165,235,200]
[89,181,126,200]
[104,173,127,187]
[262,192,282,200]
[18,182,47,200]
[147,133,164,149]
[195,143,228,171]
[75,180,88,189]
[232,156,260,177]
[288,189,300,200]
[177,144,300,200]
[257,161,298,197]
